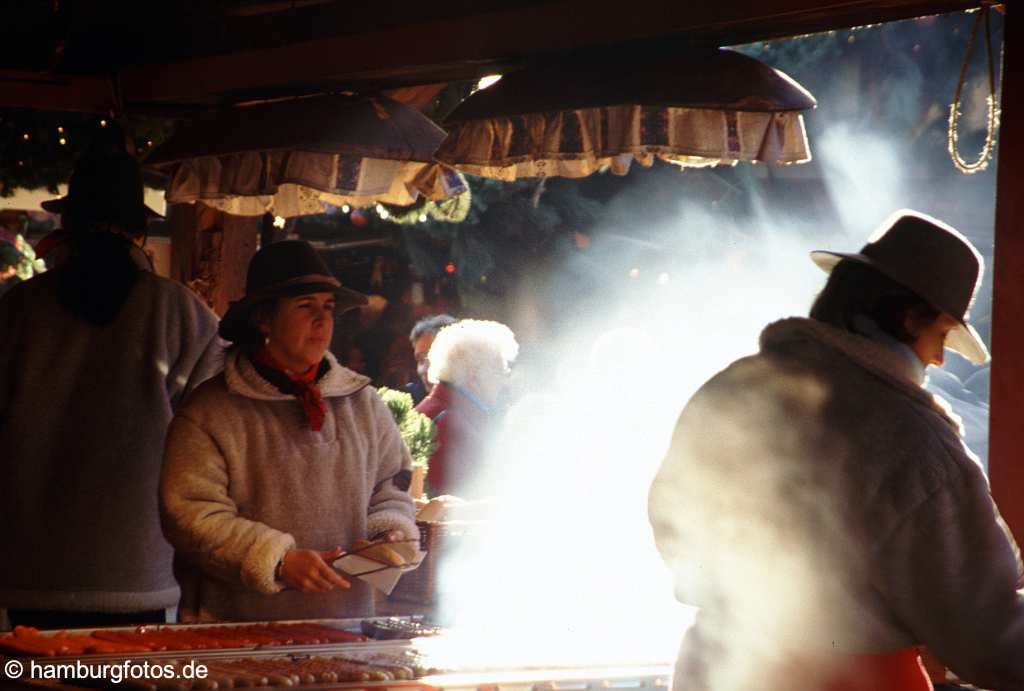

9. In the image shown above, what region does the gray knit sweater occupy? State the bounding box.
[0,265,222,615]
[160,349,418,622]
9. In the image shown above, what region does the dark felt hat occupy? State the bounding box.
[41,195,163,222]
[41,150,161,233]
[219,240,368,342]
[811,209,989,364]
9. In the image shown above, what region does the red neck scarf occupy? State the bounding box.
[251,346,327,431]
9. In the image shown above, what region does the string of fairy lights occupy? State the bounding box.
[13,118,156,157]
[1,112,171,195]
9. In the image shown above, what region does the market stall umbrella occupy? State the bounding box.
[146,94,467,217]
[436,47,817,180]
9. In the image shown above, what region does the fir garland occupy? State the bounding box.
[0,234,46,279]
[0,110,173,196]
[377,387,437,470]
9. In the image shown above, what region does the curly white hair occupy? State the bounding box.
[426,319,519,390]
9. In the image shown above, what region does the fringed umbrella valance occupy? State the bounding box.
[436,48,816,180]
[147,94,467,217]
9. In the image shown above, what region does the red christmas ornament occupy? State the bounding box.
[350,209,368,227]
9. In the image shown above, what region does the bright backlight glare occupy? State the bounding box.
[415,18,999,688]
[272,215,286,229]
[428,200,835,676]
[477,74,502,90]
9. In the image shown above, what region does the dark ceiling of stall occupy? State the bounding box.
[1,0,984,114]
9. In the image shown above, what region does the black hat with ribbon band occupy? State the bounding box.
[219,239,368,343]
[810,209,989,365]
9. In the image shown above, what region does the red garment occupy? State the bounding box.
[826,648,932,691]
[777,647,932,691]
[251,347,326,431]
[680,620,933,691]
[415,382,489,496]
[34,228,72,260]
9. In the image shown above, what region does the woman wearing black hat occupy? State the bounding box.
[160,240,417,622]
[0,144,222,629]
[648,211,1024,691]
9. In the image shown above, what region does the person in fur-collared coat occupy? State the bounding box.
[648,211,1024,691]
[160,240,417,622]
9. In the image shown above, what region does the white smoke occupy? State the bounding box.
[417,13,999,687]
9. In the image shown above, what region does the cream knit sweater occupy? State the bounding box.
[160,349,418,622]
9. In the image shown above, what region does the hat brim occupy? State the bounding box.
[218,283,368,343]
[810,250,990,365]
[945,322,990,365]
[41,196,165,221]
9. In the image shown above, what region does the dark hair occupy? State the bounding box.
[230,298,278,355]
[410,313,457,343]
[57,230,141,325]
[809,260,940,343]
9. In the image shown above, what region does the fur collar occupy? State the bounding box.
[225,349,370,401]
[760,317,962,433]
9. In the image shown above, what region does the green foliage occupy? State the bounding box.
[734,12,1003,153]
[0,110,174,196]
[0,234,46,279]
[384,190,472,226]
[380,385,413,419]
[378,387,437,469]
[398,174,601,301]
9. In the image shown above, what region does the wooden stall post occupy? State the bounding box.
[215,213,260,316]
[168,202,260,315]
[167,202,197,285]
[988,5,1024,542]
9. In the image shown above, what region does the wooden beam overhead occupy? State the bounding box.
[0,70,115,113]
[114,0,983,109]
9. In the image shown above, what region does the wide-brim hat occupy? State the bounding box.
[41,196,164,222]
[42,149,157,234]
[810,209,989,365]
[219,239,368,343]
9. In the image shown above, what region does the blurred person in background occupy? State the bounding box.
[416,319,518,497]
[0,229,46,299]
[648,210,1024,691]
[341,344,368,375]
[405,313,458,403]
[160,240,417,621]
[0,135,221,630]
[0,240,23,299]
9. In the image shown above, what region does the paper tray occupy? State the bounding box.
[333,541,426,596]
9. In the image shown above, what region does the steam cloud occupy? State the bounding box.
[419,11,1000,687]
